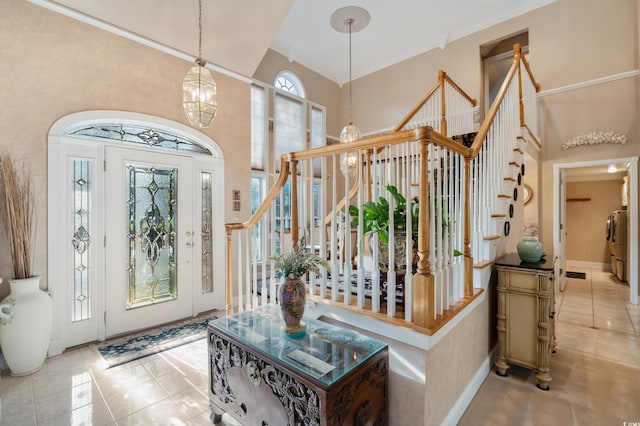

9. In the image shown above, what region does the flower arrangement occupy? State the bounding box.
[0,153,35,279]
[561,131,627,151]
[270,237,330,279]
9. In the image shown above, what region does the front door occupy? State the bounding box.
[104,146,194,337]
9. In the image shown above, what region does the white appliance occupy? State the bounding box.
[606,210,628,282]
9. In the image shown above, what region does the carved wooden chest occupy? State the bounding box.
[208,305,388,425]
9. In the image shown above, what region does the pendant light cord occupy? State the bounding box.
[348,18,353,124]
[198,0,203,59]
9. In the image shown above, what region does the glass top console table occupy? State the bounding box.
[208,305,388,425]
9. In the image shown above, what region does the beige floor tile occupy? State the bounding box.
[140,354,177,379]
[115,396,190,426]
[34,381,104,423]
[0,374,33,406]
[93,362,155,398]
[0,399,37,426]
[32,369,94,400]
[38,398,115,426]
[156,369,201,396]
[171,386,210,419]
[103,378,170,420]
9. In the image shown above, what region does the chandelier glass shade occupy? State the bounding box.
[339,121,360,178]
[183,0,217,128]
[183,58,217,128]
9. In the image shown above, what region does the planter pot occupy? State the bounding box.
[374,231,418,275]
[278,276,306,335]
[0,276,52,376]
[517,237,544,263]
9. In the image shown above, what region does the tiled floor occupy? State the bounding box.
[459,266,640,425]
[0,333,215,425]
[1,267,638,425]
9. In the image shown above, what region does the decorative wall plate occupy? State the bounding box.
[509,204,514,218]
[504,221,510,236]
[513,188,518,201]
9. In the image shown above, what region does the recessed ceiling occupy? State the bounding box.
[30,0,556,84]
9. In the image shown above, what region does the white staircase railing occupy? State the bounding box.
[225,44,541,333]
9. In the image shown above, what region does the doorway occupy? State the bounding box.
[48,111,226,354]
[553,157,638,305]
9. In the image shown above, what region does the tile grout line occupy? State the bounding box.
[589,268,596,329]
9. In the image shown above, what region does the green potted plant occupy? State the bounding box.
[348,185,462,274]
[270,237,330,335]
[0,152,52,376]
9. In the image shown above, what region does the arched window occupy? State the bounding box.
[274,70,305,98]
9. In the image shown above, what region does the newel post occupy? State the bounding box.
[463,157,473,297]
[413,137,435,329]
[225,226,234,315]
[514,43,525,127]
[439,70,448,137]
[290,158,299,250]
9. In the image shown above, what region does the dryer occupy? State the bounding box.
[606,210,628,281]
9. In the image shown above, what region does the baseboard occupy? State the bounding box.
[441,351,494,426]
[566,260,611,271]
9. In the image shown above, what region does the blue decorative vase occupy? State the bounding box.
[517,237,543,263]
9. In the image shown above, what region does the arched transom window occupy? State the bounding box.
[274,70,305,98]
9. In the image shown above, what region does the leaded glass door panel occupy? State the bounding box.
[105,146,193,337]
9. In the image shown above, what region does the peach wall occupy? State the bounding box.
[566,179,626,264]
[0,0,251,297]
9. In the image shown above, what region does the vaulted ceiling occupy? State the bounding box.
[31,0,556,84]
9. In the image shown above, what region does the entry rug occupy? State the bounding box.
[95,315,217,368]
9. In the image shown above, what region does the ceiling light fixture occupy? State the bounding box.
[331,6,370,178]
[183,0,217,128]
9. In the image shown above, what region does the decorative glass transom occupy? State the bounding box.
[274,70,306,98]
[67,124,212,155]
[127,164,178,309]
[71,160,92,322]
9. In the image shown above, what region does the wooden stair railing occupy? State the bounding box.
[224,54,541,333]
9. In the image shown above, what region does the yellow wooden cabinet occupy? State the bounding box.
[495,253,556,390]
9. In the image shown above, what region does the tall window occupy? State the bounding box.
[250,75,326,259]
[274,93,304,171]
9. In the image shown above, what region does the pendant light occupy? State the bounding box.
[183,0,217,128]
[331,7,370,178]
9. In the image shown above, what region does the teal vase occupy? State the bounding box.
[517,237,543,263]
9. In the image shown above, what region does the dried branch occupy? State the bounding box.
[0,153,35,279]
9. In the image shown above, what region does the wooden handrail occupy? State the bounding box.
[393,70,477,133]
[469,54,519,156]
[470,43,541,157]
[442,72,478,107]
[225,157,289,232]
[393,83,440,132]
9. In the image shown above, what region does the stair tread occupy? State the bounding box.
[483,235,501,241]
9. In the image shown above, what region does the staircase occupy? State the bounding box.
[224,43,541,336]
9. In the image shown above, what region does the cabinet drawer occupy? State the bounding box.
[507,271,537,291]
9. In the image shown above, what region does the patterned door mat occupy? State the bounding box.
[94,315,217,368]
[566,271,587,279]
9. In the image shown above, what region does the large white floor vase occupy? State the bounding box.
[0,276,52,376]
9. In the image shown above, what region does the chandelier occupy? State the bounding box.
[183,0,217,128]
[331,7,370,178]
